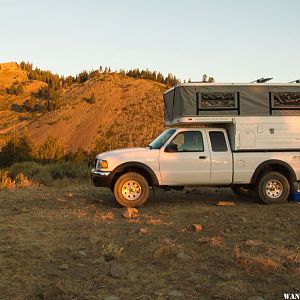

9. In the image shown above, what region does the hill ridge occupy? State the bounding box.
[0,62,166,151]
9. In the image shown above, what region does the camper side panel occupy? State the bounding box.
[232,151,300,183]
[234,116,300,150]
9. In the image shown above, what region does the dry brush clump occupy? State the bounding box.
[153,239,182,258]
[94,211,114,221]
[0,171,36,189]
[102,243,124,261]
[0,171,15,189]
[199,236,224,247]
[233,244,282,273]
[14,172,36,187]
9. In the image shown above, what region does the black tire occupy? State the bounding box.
[113,172,149,207]
[256,171,290,204]
[231,185,253,198]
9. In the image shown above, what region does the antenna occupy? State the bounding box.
[289,79,300,83]
[251,77,273,83]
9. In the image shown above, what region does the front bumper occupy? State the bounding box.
[91,169,114,188]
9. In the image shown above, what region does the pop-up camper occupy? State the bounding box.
[164,83,300,151]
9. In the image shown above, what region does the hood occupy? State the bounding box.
[95,147,159,171]
[96,147,150,159]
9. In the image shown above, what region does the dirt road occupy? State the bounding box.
[0,185,299,299]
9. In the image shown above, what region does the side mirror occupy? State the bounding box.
[165,143,178,152]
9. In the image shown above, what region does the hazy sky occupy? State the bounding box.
[1,0,300,82]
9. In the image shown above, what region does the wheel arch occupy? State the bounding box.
[111,162,159,190]
[251,159,296,190]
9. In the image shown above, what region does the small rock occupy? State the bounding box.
[138,228,149,234]
[92,256,106,264]
[216,201,236,206]
[103,295,120,300]
[41,285,64,300]
[168,290,183,298]
[109,264,127,278]
[122,207,139,219]
[247,297,265,300]
[79,250,87,257]
[177,252,192,260]
[58,264,69,270]
[241,216,247,223]
[192,224,203,232]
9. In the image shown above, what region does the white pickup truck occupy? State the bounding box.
[91,83,300,207]
[91,126,300,207]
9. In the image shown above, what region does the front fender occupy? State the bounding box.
[113,161,159,186]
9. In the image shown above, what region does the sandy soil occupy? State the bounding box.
[0,185,299,300]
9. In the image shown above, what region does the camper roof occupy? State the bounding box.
[164,82,300,94]
[163,82,300,122]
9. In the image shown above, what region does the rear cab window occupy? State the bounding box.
[209,131,228,152]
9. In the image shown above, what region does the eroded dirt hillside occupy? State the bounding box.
[0,62,166,151]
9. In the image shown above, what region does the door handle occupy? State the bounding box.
[199,156,207,159]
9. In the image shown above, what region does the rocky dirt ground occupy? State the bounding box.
[0,185,299,300]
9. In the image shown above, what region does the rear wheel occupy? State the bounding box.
[256,172,290,204]
[113,172,149,207]
[231,185,253,198]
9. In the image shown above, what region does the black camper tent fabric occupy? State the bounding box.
[164,84,300,121]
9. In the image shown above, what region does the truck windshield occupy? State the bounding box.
[149,128,176,149]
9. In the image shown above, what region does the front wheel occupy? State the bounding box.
[113,172,149,207]
[256,172,290,204]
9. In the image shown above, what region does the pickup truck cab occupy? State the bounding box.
[91,127,300,207]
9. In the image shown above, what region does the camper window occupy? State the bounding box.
[272,92,300,108]
[200,92,236,108]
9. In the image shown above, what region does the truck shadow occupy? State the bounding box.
[91,187,261,208]
[149,187,261,207]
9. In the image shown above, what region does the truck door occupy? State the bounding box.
[159,129,211,185]
[206,129,233,183]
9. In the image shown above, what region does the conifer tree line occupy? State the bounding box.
[13,62,182,112]
[19,61,180,89]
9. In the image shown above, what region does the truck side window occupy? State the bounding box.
[168,131,204,152]
[209,131,228,152]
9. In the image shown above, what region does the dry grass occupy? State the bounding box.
[244,239,263,246]
[275,246,300,264]
[14,172,36,187]
[94,211,114,221]
[0,171,36,189]
[233,244,282,272]
[0,171,15,189]
[153,239,181,258]
[102,243,124,261]
[199,236,223,247]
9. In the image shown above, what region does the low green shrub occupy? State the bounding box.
[8,161,52,185]
[7,161,90,185]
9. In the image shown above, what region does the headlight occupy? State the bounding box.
[96,159,108,170]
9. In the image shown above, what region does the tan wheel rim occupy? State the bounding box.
[265,179,283,199]
[121,180,142,200]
